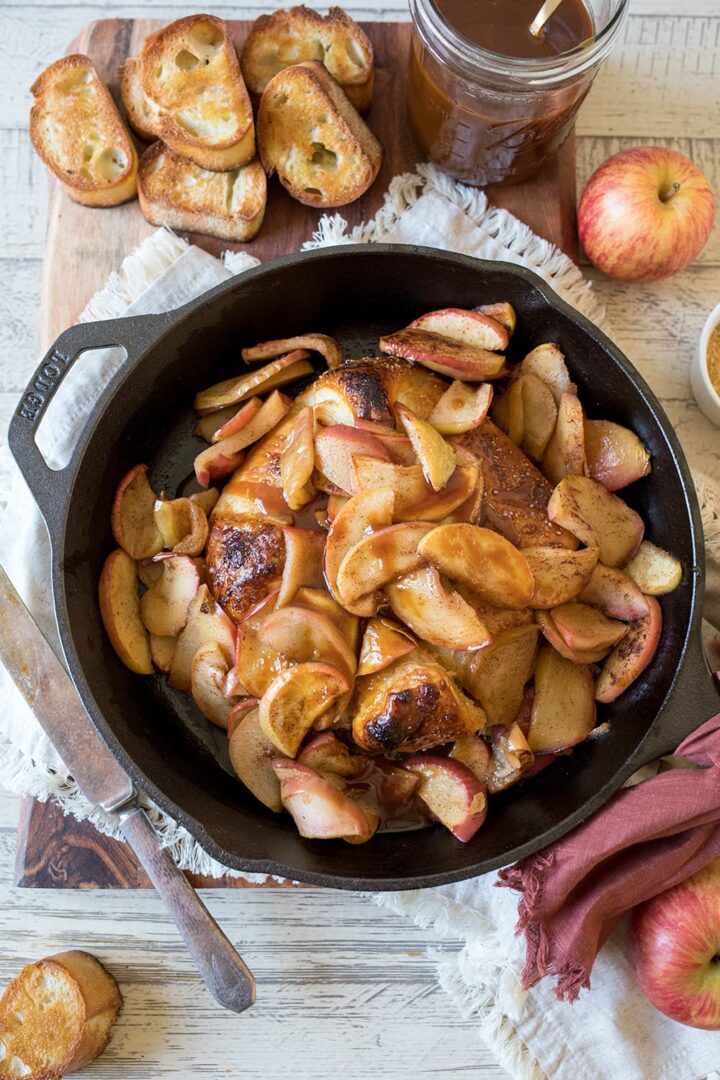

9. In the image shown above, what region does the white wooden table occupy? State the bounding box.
[1,1,719,1076]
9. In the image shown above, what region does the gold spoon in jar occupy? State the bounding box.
[529,0,566,37]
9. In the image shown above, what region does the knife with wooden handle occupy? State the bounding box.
[0,564,255,1014]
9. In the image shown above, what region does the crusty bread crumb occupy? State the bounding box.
[241,6,374,113]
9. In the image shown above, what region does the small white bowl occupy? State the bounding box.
[691,301,720,427]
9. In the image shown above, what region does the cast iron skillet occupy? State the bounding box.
[9,246,719,890]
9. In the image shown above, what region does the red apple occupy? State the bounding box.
[578,147,716,282]
[631,859,720,1029]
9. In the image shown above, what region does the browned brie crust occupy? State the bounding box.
[207,517,286,621]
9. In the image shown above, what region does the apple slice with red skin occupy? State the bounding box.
[584,419,651,492]
[595,596,662,703]
[352,455,480,522]
[535,610,611,664]
[276,528,326,607]
[521,344,576,404]
[259,662,351,757]
[371,431,417,465]
[154,498,208,557]
[273,759,373,840]
[150,633,176,673]
[357,617,416,676]
[487,723,534,794]
[379,327,507,382]
[111,464,163,559]
[401,756,488,842]
[211,397,263,443]
[428,381,493,435]
[195,349,311,413]
[577,562,649,620]
[99,549,153,674]
[450,734,492,785]
[242,333,342,370]
[169,585,236,692]
[625,540,682,596]
[139,554,200,637]
[314,425,391,494]
[372,761,422,819]
[418,523,535,609]
[195,390,291,487]
[216,478,294,526]
[228,706,284,812]
[227,697,260,738]
[298,732,370,779]
[523,545,599,609]
[280,406,316,510]
[260,605,358,680]
[396,403,457,491]
[477,302,516,335]
[550,602,628,655]
[293,587,360,651]
[324,487,395,616]
[409,308,509,352]
[226,591,284,699]
[336,522,433,607]
[527,643,596,753]
[542,393,586,485]
[191,642,234,730]
[548,475,644,567]
[453,624,540,727]
[386,565,492,650]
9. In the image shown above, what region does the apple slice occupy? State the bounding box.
[210,397,263,443]
[194,350,311,413]
[168,585,236,692]
[477,302,516,335]
[226,591,284,699]
[595,597,662,703]
[409,308,509,352]
[150,633,176,672]
[260,606,358,679]
[315,425,391,494]
[535,610,610,664]
[227,696,260,738]
[379,328,506,382]
[260,663,351,757]
[455,624,540,727]
[450,734,491,784]
[191,641,233,730]
[352,455,480,522]
[111,464,163,559]
[487,723,534,794]
[418,524,535,609]
[215,479,294,526]
[293,587,360,651]
[194,405,239,443]
[273,760,373,839]
[386,566,492,650]
[542,393,586,485]
[139,554,200,637]
[527,643,596,753]
[154,497,208,557]
[99,548,153,674]
[395,403,457,491]
[548,475,644,567]
[521,344,576,404]
[276,528,326,607]
[242,333,342,370]
[188,488,220,516]
[371,430,417,464]
[520,373,558,461]
[298,732,369,779]
[428,381,493,435]
[584,420,651,491]
[401,756,487,842]
[194,391,291,486]
[280,406,316,510]
[358,618,416,676]
[550,602,628,654]
[336,522,433,607]
[624,541,682,596]
[324,487,395,615]
[577,562,649,620]
[228,706,283,812]
[523,545,599,608]
[372,761,421,818]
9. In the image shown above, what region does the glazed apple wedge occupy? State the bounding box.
[228,706,284,812]
[578,562,649,620]
[595,597,662,703]
[150,633,176,673]
[314,424,391,494]
[242,333,342,369]
[111,464,163,559]
[624,541,682,596]
[280,406,316,510]
[542,393,586,485]
[168,585,236,692]
[259,662,350,756]
[299,732,369,779]
[191,641,234,729]
[226,591,282,698]
[523,545,599,608]
[211,397,263,442]
[477,302,516,335]
[550,602,628,655]
[139,554,200,637]
[584,420,651,491]
[99,548,153,674]
[357,617,416,676]
[487,723,534,794]
[293,587,360,650]
[154,497,208,556]
[396,403,457,490]
[548,475,644,567]
[324,487,395,616]
[272,760,374,840]
[527,643,596,753]
[454,624,540,727]
[428,381,493,435]
[409,308,509,352]
[260,605,358,679]
[418,524,535,609]
[386,565,492,650]
[521,344,576,404]
[450,734,492,785]
[194,349,312,413]
[401,756,488,842]
[352,456,479,522]
[336,522,433,607]
[379,328,506,382]
[194,390,291,486]
[276,527,326,607]
[535,610,611,664]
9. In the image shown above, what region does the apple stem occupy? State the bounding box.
[660,182,681,202]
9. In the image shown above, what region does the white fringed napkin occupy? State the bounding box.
[1,163,719,1080]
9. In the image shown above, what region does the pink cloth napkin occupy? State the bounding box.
[498,712,720,1001]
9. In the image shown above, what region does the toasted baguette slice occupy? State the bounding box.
[138,142,266,241]
[30,55,138,207]
[140,15,255,171]
[242,6,374,113]
[119,54,161,142]
[258,61,382,208]
[0,950,122,1078]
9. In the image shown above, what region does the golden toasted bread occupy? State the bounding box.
[119,54,161,142]
[140,15,255,171]
[257,61,382,208]
[0,950,122,1078]
[30,55,138,207]
[138,141,266,241]
[241,6,374,112]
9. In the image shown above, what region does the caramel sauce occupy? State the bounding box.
[435,0,593,58]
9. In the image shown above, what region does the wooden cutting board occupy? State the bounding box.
[19,17,579,888]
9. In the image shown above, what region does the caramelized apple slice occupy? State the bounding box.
[396,403,457,491]
[527,643,596,753]
[99,548,153,674]
[523,545,599,608]
[188,488,220,516]
[548,475,644,567]
[401,756,487,842]
[276,528,326,607]
[191,642,233,730]
[550,602,628,654]
[428,381,493,435]
[357,618,416,676]
[242,333,341,370]
[542,393,586,485]
[324,487,395,615]
[229,706,283,812]
[584,420,651,492]
[315,425,391,494]
[336,522,433,607]
[280,406,316,510]
[386,566,492,650]
[260,663,351,757]
[227,696,260,738]
[111,464,163,559]
[169,585,236,692]
[215,479,293,526]
[154,497,208,557]
[293,587,360,651]
[452,624,540,726]
[477,302,516,335]
[521,373,558,461]
[418,524,534,609]
[227,591,285,699]
[624,541,682,596]
[409,308,509,351]
[353,456,480,522]
[379,328,506,382]
[487,723,534,794]
[450,734,491,784]
[195,350,311,413]
[260,606,357,679]
[150,633,176,673]
[211,397,263,442]
[577,562,649,620]
[273,760,373,839]
[371,430,417,464]
[195,391,291,486]
[298,732,369,779]
[139,554,200,637]
[535,610,611,664]
[595,597,662,703]
[521,344,575,404]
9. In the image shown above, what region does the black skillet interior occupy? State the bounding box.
[31,246,711,889]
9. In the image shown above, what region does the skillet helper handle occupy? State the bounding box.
[119,806,256,1014]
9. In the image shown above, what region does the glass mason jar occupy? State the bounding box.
[408,0,628,186]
